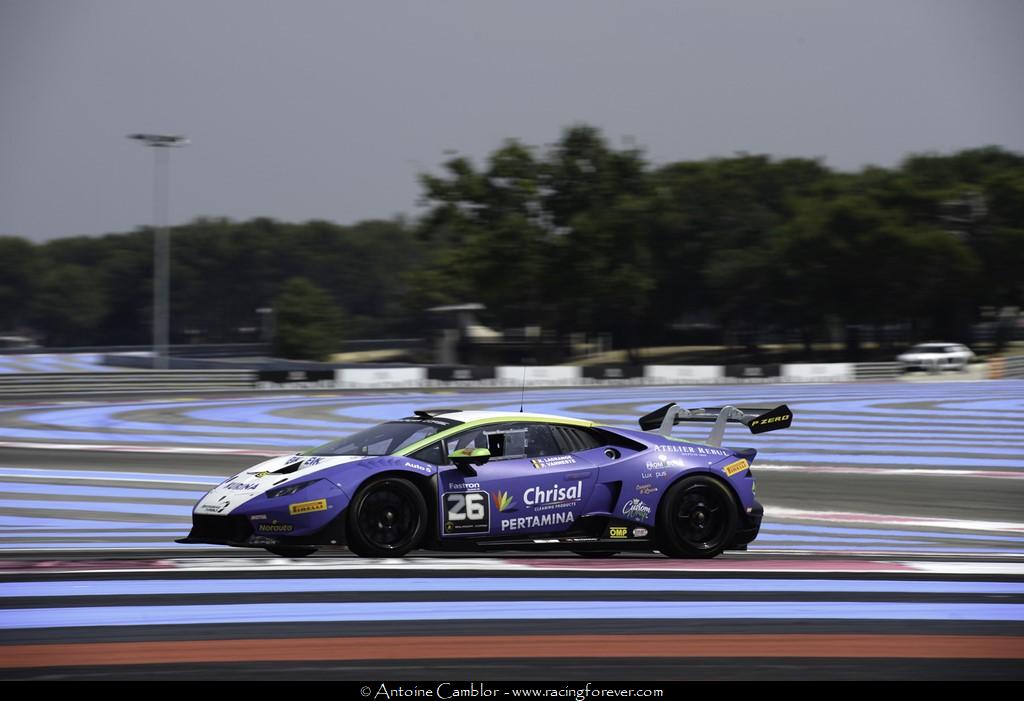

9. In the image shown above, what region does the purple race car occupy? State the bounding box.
[178,403,792,558]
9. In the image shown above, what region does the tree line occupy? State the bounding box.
[1,125,1021,360]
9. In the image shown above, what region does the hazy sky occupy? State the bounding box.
[2,0,1022,242]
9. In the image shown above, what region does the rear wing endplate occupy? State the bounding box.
[639,403,792,447]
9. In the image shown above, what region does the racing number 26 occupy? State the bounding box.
[447,492,486,520]
[443,491,489,534]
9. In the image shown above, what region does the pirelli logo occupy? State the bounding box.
[723,459,750,477]
[288,499,327,516]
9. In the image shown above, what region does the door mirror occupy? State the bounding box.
[449,447,491,476]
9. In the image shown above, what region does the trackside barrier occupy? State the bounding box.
[494,365,582,386]
[644,365,724,384]
[782,363,855,383]
[854,362,902,380]
[0,370,256,397]
[990,356,1024,379]
[334,367,428,388]
[1,361,1014,397]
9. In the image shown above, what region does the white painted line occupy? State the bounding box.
[906,561,1024,575]
[0,441,278,456]
[765,506,1024,534]
[756,463,1024,480]
[0,471,219,486]
[5,557,1021,576]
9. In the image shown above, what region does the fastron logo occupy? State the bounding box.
[491,490,516,512]
[523,481,583,507]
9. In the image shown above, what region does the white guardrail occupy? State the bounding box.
[989,356,1024,379]
[0,370,256,396]
[0,359,1013,396]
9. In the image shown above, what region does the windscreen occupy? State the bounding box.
[303,420,447,457]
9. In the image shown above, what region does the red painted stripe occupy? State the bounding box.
[2,634,1022,668]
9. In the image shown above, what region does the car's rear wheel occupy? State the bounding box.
[264,546,317,558]
[346,477,426,557]
[656,475,737,558]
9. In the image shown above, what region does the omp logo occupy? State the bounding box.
[723,459,750,477]
[609,526,628,539]
[288,499,327,515]
[248,471,270,478]
[491,490,516,512]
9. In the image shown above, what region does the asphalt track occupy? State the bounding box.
[0,381,1022,680]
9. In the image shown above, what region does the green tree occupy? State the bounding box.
[30,264,107,346]
[271,277,345,360]
[0,237,41,332]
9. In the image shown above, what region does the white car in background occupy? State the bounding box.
[897,342,975,372]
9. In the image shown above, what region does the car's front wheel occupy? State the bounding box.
[346,477,427,557]
[656,475,738,558]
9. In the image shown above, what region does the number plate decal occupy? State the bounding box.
[443,490,490,535]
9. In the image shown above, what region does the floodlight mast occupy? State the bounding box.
[127,133,189,369]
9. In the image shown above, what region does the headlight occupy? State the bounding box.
[266,480,316,499]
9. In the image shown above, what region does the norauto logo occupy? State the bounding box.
[257,521,294,533]
[523,481,583,507]
[491,490,516,512]
[288,499,327,515]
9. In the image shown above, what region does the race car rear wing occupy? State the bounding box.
[639,403,792,447]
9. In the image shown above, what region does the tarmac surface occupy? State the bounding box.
[1,381,1022,680]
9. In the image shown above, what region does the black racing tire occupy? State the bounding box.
[656,475,738,558]
[572,551,619,558]
[264,546,317,558]
[346,477,427,558]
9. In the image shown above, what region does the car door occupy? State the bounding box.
[435,422,600,539]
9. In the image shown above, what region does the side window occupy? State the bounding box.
[408,441,444,465]
[443,423,561,461]
[551,425,603,452]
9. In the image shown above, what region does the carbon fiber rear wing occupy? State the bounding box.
[639,403,792,447]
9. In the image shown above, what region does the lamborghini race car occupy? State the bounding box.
[178,403,792,558]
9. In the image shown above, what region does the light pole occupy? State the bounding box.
[127,133,189,369]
